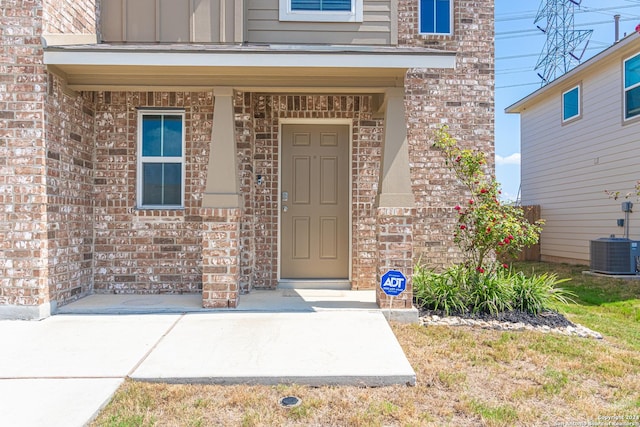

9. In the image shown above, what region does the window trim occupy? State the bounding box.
[278,0,363,22]
[623,52,640,121]
[561,84,581,124]
[419,0,453,35]
[136,109,186,210]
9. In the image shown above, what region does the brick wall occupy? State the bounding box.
[0,1,49,312]
[400,0,495,269]
[42,0,96,34]
[93,91,212,294]
[45,73,95,305]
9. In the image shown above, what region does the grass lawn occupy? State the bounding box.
[92,262,640,427]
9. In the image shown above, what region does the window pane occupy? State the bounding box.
[626,86,640,119]
[142,115,162,156]
[291,0,350,11]
[142,163,182,206]
[420,0,435,33]
[322,0,350,10]
[435,0,450,33]
[625,54,640,88]
[163,115,183,157]
[142,163,163,205]
[163,163,182,205]
[563,87,579,120]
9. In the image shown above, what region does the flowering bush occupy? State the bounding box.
[412,127,562,315]
[433,126,544,273]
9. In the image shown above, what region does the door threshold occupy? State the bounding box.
[277,280,351,290]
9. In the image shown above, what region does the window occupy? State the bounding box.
[420,0,452,34]
[624,52,640,120]
[562,85,581,122]
[137,111,185,209]
[279,0,363,22]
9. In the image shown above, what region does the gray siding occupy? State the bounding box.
[100,0,241,43]
[520,54,640,264]
[245,0,395,45]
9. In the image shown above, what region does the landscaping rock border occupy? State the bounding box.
[419,310,603,340]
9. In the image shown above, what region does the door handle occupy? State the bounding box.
[282,205,288,212]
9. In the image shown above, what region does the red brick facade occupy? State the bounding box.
[0,0,495,318]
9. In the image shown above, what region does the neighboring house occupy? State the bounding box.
[507,32,640,265]
[0,0,494,319]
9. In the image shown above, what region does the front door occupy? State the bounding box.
[281,124,349,279]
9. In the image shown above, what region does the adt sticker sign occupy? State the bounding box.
[380,270,406,297]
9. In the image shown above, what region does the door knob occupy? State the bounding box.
[283,205,288,212]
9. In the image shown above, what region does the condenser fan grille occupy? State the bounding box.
[590,238,640,275]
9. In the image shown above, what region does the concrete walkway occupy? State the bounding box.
[0,290,416,427]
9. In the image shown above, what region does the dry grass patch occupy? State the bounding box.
[93,263,640,426]
[93,324,639,427]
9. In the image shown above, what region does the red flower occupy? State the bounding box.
[498,242,504,246]
[469,200,474,205]
[636,23,640,33]
[460,224,467,230]
[503,237,510,244]
[508,235,514,240]
[476,267,485,273]
[480,188,488,194]
[502,263,509,269]
[455,156,461,163]
[486,227,491,233]
[454,205,461,211]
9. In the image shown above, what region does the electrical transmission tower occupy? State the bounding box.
[534,0,593,85]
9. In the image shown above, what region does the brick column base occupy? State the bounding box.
[376,207,415,309]
[200,208,240,308]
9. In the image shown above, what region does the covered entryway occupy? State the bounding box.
[42,43,455,312]
[280,124,350,280]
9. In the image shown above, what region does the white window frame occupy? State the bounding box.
[419,0,453,35]
[136,110,186,209]
[561,84,581,123]
[279,0,363,23]
[624,52,640,121]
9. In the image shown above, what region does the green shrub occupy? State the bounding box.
[467,271,514,315]
[413,264,574,316]
[510,271,574,314]
[413,264,468,315]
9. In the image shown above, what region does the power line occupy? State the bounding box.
[496,16,640,38]
[497,45,602,62]
[496,82,540,90]
[495,3,640,22]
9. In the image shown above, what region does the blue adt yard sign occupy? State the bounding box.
[380,270,406,297]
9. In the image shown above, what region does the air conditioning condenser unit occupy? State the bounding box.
[590,238,640,275]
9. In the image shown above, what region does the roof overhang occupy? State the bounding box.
[506,32,640,114]
[43,44,457,92]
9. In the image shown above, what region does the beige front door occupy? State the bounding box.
[281,124,349,279]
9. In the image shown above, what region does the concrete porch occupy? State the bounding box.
[57,289,418,322]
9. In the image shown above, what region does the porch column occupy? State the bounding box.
[376,87,416,318]
[203,87,240,208]
[201,87,241,309]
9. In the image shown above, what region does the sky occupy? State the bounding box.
[494,0,640,201]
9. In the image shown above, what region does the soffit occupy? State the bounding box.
[43,43,457,92]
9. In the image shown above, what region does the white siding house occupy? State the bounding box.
[506,33,640,265]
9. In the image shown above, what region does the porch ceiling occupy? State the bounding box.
[43,44,457,92]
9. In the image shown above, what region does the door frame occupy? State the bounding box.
[277,118,353,284]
